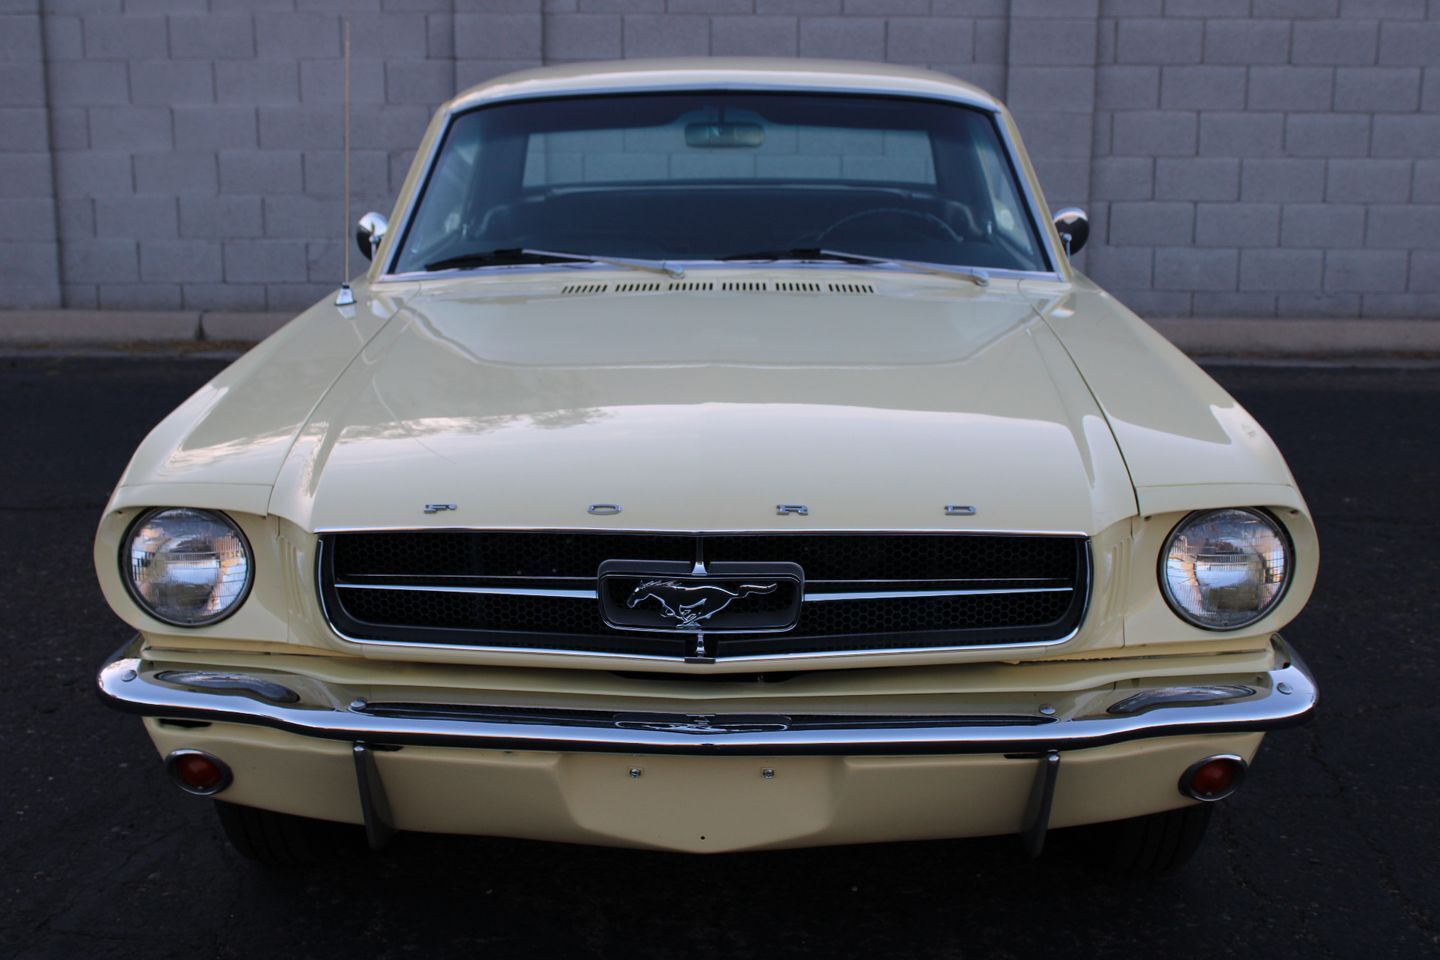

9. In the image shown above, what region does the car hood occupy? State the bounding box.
[266,278,1137,535]
[1031,277,1305,516]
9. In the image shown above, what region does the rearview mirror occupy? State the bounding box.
[1052,208,1088,257]
[685,122,765,148]
[355,212,388,262]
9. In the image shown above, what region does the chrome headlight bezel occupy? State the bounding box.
[120,507,254,627]
[1158,507,1294,632]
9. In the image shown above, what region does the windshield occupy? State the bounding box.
[391,92,1051,276]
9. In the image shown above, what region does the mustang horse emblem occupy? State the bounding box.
[626,579,778,629]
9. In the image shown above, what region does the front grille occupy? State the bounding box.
[319,531,1089,661]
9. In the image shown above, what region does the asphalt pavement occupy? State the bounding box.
[1,355,1436,960]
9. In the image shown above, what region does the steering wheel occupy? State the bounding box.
[812,207,966,247]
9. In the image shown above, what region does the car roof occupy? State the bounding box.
[445,58,1003,114]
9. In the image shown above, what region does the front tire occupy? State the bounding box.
[214,801,357,868]
[1063,803,1214,877]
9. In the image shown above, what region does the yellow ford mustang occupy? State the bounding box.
[95,59,1317,875]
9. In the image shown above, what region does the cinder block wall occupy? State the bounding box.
[1,0,1436,317]
[1089,0,1440,319]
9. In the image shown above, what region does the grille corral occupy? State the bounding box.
[319,531,1089,661]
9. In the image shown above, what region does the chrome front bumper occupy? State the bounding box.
[97,635,1317,758]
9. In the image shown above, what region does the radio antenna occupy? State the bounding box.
[335,18,356,307]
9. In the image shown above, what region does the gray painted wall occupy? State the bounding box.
[2,0,1437,317]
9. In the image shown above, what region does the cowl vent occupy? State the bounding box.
[557,279,876,297]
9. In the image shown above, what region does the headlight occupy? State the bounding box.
[1160,508,1291,630]
[123,508,253,626]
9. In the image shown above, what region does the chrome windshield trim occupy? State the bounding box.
[98,635,1316,756]
[451,76,1003,116]
[377,260,1061,286]
[378,86,1065,281]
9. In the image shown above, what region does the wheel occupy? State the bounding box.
[213,801,358,868]
[1060,803,1214,877]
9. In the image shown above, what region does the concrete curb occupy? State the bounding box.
[1,310,1436,358]
[0,310,293,346]
[1148,317,1440,359]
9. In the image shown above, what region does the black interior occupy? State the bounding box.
[392,92,1052,275]
[468,183,1007,265]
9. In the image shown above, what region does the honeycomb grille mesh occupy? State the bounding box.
[321,532,1087,659]
[702,534,1077,582]
[332,531,693,579]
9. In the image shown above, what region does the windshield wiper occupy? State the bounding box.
[718,248,874,265]
[717,248,989,287]
[425,248,684,278]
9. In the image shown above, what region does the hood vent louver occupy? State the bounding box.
[560,279,876,297]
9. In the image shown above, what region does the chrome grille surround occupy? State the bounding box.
[316,530,1091,663]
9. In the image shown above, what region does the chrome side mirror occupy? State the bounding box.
[1052,208,1088,257]
[355,212,388,262]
